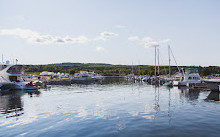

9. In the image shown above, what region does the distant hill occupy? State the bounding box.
[50,62,112,66]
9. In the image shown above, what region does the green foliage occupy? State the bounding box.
[24,63,220,76]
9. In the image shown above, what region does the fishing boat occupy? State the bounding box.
[173,68,202,86]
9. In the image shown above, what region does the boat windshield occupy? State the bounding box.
[185,68,198,74]
[7,65,24,74]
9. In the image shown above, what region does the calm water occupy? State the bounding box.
[0,79,220,137]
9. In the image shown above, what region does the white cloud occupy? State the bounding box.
[116,25,126,28]
[142,37,153,42]
[100,31,118,37]
[128,35,170,48]
[0,28,118,45]
[94,31,118,41]
[128,36,139,41]
[96,46,105,52]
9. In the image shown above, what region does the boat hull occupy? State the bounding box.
[205,80,220,91]
[173,81,201,86]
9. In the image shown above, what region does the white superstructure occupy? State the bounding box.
[0,64,27,90]
[173,68,201,86]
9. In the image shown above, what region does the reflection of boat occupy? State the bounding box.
[179,87,200,100]
[0,91,24,118]
[173,68,201,86]
[204,79,220,91]
[205,91,220,101]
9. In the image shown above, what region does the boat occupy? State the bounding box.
[163,81,173,87]
[72,71,103,84]
[204,79,220,91]
[0,63,35,90]
[173,68,202,86]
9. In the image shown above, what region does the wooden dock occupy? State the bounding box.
[187,83,208,90]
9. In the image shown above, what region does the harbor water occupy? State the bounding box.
[0,79,220,137]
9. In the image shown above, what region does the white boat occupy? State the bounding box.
[72,71,103,83]
[173,68,201,86]
[0,64,30,90]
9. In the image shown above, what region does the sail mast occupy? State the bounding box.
[157,48,160,76]
[139,60,140,76]
[2,54,3,64]
[168,45,171,78]
[155,46,157,78]
[132,62,133,75]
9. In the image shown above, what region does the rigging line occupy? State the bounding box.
[170,47,181,73]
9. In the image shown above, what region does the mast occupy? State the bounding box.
[155,46,157,78]
[157,48,160,76]
[2,54,3,64]
[132,62,133,75]
[168,45,171,78]
[138,60,140,76]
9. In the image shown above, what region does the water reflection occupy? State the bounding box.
[101,77,125,84]
[179,87,200,100]
[1,82,220,137]
[154,87,160,113]
[0,90,40,119]
[205,91,220,101]
[0,91,24,118]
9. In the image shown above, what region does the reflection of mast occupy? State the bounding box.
[154,87,160,114]
[168,87,171,125]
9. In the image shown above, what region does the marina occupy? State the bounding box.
[1,0,220,136]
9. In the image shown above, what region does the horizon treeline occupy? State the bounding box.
[24,63,220,77]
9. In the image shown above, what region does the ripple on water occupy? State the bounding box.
[1,82,220,137]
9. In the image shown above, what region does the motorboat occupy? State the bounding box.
[0,63,34,90]
[204,79,220,91]
[72,71,103,84]
[173,68,202,86]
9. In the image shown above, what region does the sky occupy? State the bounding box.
[0,0,219,66]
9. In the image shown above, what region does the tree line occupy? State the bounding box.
[24,63,220,77]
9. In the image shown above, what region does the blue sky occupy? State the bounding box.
[0,0,219,66]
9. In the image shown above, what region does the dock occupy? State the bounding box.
[187,83,208,90]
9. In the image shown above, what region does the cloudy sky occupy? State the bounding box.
[0,0,219,66]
